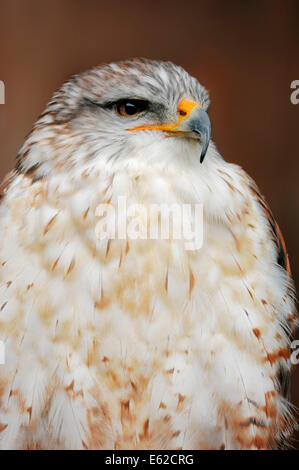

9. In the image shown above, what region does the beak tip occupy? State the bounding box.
[199,128,211,164]
[200,147,208,164]
[184,107,211,164]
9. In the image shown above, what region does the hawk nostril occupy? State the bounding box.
[179,110,187,116]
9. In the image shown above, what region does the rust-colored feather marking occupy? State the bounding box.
[94,287,110,310]
[231,231,241,252]
[118,251,123,270]
[65,257,76,277]
[263,391,277,419]
[105,239,111,258]
[252,328,261,339]
[51,257,60,272]
[246,287,254,301]
[27,406,32,424]
[189,269,195,297]
[176,394,186,412]
[164,269,168,292]
[120,400,130,425]
[266,348,290,366]
[65,380,75,393]
[0,424,8,433]
[139,418,149,440]
[82,440,88,450]
[82,208,89,220]
[43,213,58,235]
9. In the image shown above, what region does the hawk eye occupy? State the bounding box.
[115,99,149,117]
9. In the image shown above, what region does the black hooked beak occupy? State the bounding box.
[178,106,211,163]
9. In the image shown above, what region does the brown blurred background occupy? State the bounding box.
[0,0,298,447]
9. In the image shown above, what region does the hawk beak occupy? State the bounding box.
[126,98,211,163]
[175,103,211,163]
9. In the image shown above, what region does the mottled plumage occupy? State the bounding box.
[0,59,296,449]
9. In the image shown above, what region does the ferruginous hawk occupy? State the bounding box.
[0,59,296,449]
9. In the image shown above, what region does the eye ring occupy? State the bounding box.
[115,99,149,117]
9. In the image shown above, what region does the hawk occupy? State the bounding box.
[0,59,296,449]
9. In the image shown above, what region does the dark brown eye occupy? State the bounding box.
[115,99,149,117]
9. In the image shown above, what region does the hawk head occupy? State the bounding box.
[17,58,212,176]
